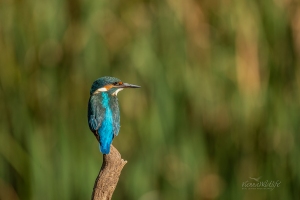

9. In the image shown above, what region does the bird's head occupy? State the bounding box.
[90,76,140,96]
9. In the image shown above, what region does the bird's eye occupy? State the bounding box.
[113,82,118,85]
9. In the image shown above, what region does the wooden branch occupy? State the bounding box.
[91,145,127,200]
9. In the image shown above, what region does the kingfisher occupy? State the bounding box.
[88,76,140,154]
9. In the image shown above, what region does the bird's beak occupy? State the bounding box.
[115,82,141,88]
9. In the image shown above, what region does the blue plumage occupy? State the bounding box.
[98,92,113,154]
[88,76,140,154]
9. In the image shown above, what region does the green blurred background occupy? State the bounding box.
[0,0,300,199]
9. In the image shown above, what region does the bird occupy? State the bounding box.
[88,76,140,154]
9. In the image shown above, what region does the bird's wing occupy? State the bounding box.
[88,96,105,132]
[110,97,120,136]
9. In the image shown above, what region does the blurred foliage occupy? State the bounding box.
[0,0,300,199]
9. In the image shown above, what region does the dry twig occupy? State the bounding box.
[91,145,127,200]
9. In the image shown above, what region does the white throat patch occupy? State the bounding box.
[112,88,123,96]
[93,87,107,94]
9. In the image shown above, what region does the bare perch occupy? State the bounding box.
[91,145,127,200]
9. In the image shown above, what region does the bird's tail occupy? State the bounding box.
[99,142,110,154]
